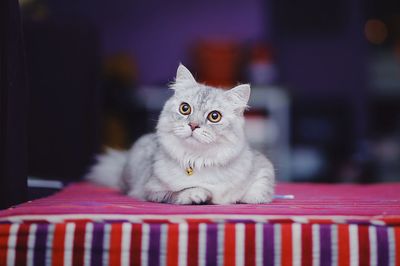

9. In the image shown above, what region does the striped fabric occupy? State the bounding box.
[0,182,400,266]
[2,182,400,219]
[0,221,399,266]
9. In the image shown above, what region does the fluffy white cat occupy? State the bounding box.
[87,64,275,204]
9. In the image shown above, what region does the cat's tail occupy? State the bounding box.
[85,148,129,188]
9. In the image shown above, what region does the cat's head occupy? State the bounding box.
[156,64,250,166]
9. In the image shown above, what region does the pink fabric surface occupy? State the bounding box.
[1,182,399,218]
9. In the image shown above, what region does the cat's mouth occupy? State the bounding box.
[182,131,214,145]
[185,134,201,143]
[176,132,203,145]
[172,125,215,145]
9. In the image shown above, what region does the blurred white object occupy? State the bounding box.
[291,147,325,181]
[28,177,64,189]
[273,194,295,199]
[248,87,291,181]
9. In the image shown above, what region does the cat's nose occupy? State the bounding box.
[188,122,200,131]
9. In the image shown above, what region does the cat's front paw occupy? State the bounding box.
[240,178,274,204]
[173,187,212,205]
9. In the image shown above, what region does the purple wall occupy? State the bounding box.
[73,0,269,84]
[49,0,366,96]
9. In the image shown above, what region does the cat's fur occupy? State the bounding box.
[87,64,275,204]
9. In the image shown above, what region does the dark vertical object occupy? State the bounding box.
[25,21,101,181]
[0,0,28,209]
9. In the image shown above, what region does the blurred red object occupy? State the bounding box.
[247,42,277,85]
[250,42,274,63]
[193,41,241,88]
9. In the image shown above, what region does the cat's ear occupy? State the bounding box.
[225,84,251,110]
[175,63,196,85]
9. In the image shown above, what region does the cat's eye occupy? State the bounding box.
[207,111,222,123]
[179,102,191,115]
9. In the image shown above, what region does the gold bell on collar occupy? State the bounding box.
[186,167,193,176]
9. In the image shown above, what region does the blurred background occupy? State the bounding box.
[21,0,400,185]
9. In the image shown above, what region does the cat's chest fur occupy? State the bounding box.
[152,148,253,202]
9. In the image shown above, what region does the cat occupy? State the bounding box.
[86,64,275,204]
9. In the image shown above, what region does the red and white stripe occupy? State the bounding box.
[255,223,263,266]
[312,224,320,266]
[83,223,93,266]
[1,219,400,266]
[64,223,75,266]
[6,224,19,266]
[121,223,132,266]
[349,224,359,266]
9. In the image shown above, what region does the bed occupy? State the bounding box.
[0,182,399,266]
